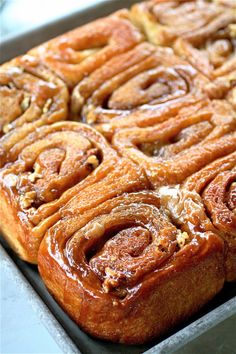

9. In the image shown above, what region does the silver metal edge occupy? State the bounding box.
[0,0,111,43]
[0,0,142,63]
[0,245,81,354]
[146,298,236,353]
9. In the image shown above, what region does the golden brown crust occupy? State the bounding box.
[131,0,236,106]
[0,121,148,262]
[38,191,225,344]
[0,55,69,167]
[131,0,235,46]
[172,4,236,103]
[71,43,209,138]
[157,152,235,281]
[29,10,143,89]
[184,153,236,281]
[113,99,236,187]
[0,0,235,345]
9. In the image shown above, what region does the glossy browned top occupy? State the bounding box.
[71,42,209,137]
[132,0,235,46]
[29,10,143,88]
[42,191,222,300]
[113,99,236,187]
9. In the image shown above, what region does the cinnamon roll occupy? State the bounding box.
[158,152,236,281]
[173,4,236,101]
[184,153,236,281]
[71,43,208,138]
[131,0,236,104]
[38,191,225,344]
[174,22,235,80]
[0,122,147,263]
[113,99,236,187]
[29,10,143,89]
[131,0,235,47]
[204,72,236,109]
[0,55,69,167]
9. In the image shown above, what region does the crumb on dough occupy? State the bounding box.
[177,230,189,248]
[20,191,37,209]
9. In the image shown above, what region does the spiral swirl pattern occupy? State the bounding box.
[0,55,69,166]
[131,0,235,47]
[38,191,224,343]
[0,122,147,263]
[184,153,236,281]
[113,99,236,187]
[158,152,236,281]
[172,2,236,103]
[29,10,143,89]
[174,22,236,79]
[71,43,209,138]
[131,0,236,107]
[0,0,235,345]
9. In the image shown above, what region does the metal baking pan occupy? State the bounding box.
[1,238,236,354]
[1,1,236,353]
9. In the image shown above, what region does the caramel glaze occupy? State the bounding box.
[113,99,236,188]
[38,191,225,344]
[131,0,235,47]
[0,0,235,346]
[173,5,236,106]
[29,10,143,89]
[71,42,209,138]
[131,0,236,107]
[0,55,69,158]
[184,153,236,281]
[174,25,236,79]
[0,122,148,263]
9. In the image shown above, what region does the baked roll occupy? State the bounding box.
[0,122,147,263]
[158,152,236,281]
[131,0,235,47]
[113,99,236,187]
[173,6,236,103]
[131,0,236,105]
[184,153,236,281]
[204,72,236,110]
[29,10,143,89]
[174,22,235,79]
[38,191,225,344]
[0,55,69,167]
[71,43,209,138]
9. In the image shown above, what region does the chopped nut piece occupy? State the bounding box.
[34,163,43,175]
[42,98,52,113]
[28,172,42,183]
[19,191,37,209]
[28,163,43,183]
[87,155,99,169]
[103,267,119,293]
[102,283,109,293]
[27,207,37,216]
[2,123,12,134]
[177,230,189,248]
[21,95,31,111]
